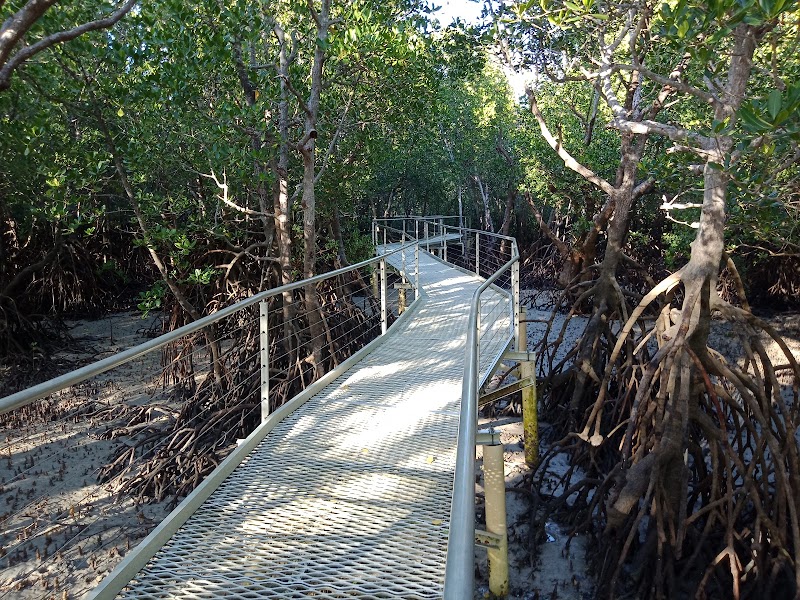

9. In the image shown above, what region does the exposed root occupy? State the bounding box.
[96,270,382,504]
[536,266,800,599]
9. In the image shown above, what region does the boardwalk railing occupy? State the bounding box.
[0,242,420,598]
[1,215,519,598]
[374,217,521,599]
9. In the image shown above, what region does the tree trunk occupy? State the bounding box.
[299,0,330,379]
[273,21,296,352]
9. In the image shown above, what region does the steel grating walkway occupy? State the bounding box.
[114,247,511,599]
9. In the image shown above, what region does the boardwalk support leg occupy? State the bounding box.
[522,359,538,467]
[259,300,270,422]
[483,441,509,597]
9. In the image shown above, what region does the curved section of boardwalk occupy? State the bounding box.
[114,248,511,599]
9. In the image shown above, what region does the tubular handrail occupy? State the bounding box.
[443,250,519,599]
[374,217,515,243]
[377,214,520,598]
[0,241,419,416]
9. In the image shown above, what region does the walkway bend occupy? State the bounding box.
[102,246,511,599]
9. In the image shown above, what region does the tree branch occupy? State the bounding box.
[524,193,571,259]
[615,61,718,106]
[202,170,273,217]
[280,72,312,117]
[527,91,615,196]
[0,0,139,91]
[315,77,358,185]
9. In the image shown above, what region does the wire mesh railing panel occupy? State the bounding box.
[0,311,264,599]
[0,245,420,599]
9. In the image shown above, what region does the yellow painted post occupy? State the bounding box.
[521,359,538,467]
[521,308,538,468]
[484,443,509,597]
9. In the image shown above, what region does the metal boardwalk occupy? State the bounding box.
[113,246,511,599]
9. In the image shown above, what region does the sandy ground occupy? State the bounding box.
[0,311,174,599]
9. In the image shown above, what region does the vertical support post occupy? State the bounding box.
[520,314,538,466]
[475,232,480,276]
[512,260,521,350]
[259,300,270,423]
[380,257,387,335]
[415,241,420,300]
[424,221,430,252]
[373,221,377,248]
[415,218,419,241]
[476,297,481,347]
[443,227,448,263]
[401,235,407,282]
[484,442,509,598]
[383,225,387,247]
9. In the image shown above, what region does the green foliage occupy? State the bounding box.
[137,281,167,317]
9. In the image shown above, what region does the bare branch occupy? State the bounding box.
[279,73,312,117]
[527,91,615,196]
[632,177,655,198]
[315,77,359,185]
[305,0,321,27]
[0,0,139,91]
[202,170,273,217]
[615,62,719,107]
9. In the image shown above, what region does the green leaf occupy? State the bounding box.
[767,89,781,120]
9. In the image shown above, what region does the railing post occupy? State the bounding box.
[415,241,420,297]
[415,218,419,241]
[484,441,509,597]
[512,259,521,350]
[383,225,387,247]
[373,221,377,248]
[398,243,408,314]
[475,232,480,276]
[424,220,429,252]
[476,298,481,348]
[380,257,387,335]
[443,226,448,263]
[259,300,270,422]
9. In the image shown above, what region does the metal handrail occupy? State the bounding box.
[376,215,520,598]
[374,216,514,242]
[0,241,420,416]
[443,250,519,599]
